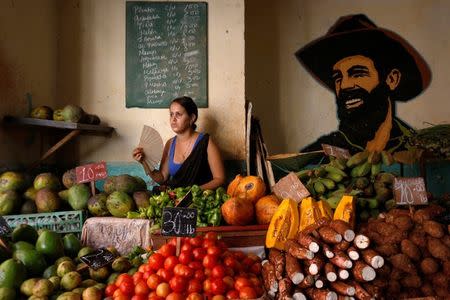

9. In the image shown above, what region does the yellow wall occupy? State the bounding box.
[0,0,58,166]
[246,0,450,155]
[57,0,246,163]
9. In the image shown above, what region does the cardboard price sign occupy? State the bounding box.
[393,177,428,205]
[79,248,116,270]
[322,144,351,159]
[161,207,197,237]
[272,172,310,203]
[0,216,11,237]
[75,162,107,184]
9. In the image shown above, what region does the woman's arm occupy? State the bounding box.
[200,138,225,190]
[132,139,172,184]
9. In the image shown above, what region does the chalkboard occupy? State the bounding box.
[272,172,310,203]
[162,207,197,237]
[126,2,208,108]
[79,248,116,270]
[0,216,11,237]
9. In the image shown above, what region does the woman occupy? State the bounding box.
[132,96,225,190]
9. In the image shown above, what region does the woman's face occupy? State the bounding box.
[169,102,194,134]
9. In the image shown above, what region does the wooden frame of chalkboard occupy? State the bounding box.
[126,1,208,108]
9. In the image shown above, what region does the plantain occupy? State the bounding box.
[371,163,382,177]
[306,179,317,197]
[367,151,381,164]
[381,150,394,166]
[296,169,312,181]
[346,151,369,168]
[318,178,336,190]
[330,158,347,171]
[313,167,327,178]
[350,161,372,177]
[353,177,370,189]
[324,165,348,177]
[313,181,326,194]
[326,172,344,183]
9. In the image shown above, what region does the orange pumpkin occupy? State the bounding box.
[227,175,266,204]
[255,195,281,225]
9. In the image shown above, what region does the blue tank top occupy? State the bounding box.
[168,133,204,176]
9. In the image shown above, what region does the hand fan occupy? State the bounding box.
[138,125,164,170]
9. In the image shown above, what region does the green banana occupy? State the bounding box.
[326,172,344,183]
[313,181,326,194]
[381,150,394,166]
[314,167,327,178]
[324,165,348,177]
[350,161,372,177]
[296,169,312,181]
[330,158,347,170]
[318,178,336,190]
[371,163,382,177]
[346,151,369,168]
[367,151,381,164]
[306,179,317,197]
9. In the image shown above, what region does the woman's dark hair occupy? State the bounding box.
[171,96,198,130]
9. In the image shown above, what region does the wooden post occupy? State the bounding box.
[90,181,96,196]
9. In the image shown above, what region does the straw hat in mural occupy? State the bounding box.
[295,14,431,101]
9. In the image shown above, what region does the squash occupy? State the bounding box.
[255,194,281,225]
[265,198,299,250]
[299,197,322,232]
[221,195,254,226]
[317,200,333,220]
[333,195,356,229]
[227,175,266,204]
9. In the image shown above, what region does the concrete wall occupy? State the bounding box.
[246,0,450,155]
[57,0,246,163]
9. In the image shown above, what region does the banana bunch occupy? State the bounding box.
[296,150,398,221]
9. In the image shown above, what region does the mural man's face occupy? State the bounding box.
[332,55,390,123]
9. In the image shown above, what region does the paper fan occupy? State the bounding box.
[138,125,164,170]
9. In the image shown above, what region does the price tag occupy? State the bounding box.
[322,144,351,159]
[79,248,116,270]
[161,207,197,237]
[272,172,310,203]
[393,177,428,205]
[0,216,11,237]
[75,162,108,184]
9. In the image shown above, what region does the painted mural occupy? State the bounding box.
[296,14,431,154]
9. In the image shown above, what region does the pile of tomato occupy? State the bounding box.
[105,232,264,300]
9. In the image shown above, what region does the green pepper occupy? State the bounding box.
[127,211,144,219]
[146,206,155,219]
[207,208,221,226]
[191,185,201,196]
[203,189,214,197]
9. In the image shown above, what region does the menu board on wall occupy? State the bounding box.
[126,1,208,108]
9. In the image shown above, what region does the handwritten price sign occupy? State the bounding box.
[322,144,351,159]
[162,207,197,237]
[272,172,310,203]
[76,162,108,184]
[393,177,428,205]
[0,216,11,237]
[80,248,116,270]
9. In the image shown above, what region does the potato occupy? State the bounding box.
[423,220,445,238]
[420,257,439,274]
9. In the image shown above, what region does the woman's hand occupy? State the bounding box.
[132,147,144,163]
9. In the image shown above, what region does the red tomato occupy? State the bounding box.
[248,275,261,288]
[204,232,218,240]
[167,237,178,246]
[192,247,207,261]
[148,253,165,271]
[203,254,219,269]
[159,243,176,257]
[234,277,252,291]
[138,263,149,273]
[119,279,135,296]
[203,278,212,293]
[146,274,162,290]
[132,271,144,283]
[173,264,184,277]
[113,288,129,299]
[142,271,152,281]
[232,251,246,261]
[203,239,216,249]
[181,265,194,278]
[178,250,193,265]
[188,261,203,270]
[157,268,173,282]
[210,278,226,295]
[187,279,203,294]
[169,275,187,293]
[242,257,255,268]
[189,236,203,247]
[116,273,133,287]
[254,285,264,297]
[212,296,226,300]
[135,280,150,295]
[180,243,193,252]
[226,290,239,299]
[148,296,164,300]
[222,276,235,290]
[105,284,117,297]
[193,269,206,281]
[131,295,147,300]
[223,256,237,270]
[204,268,212,277]
[155,282,171,298]
[166,292,185,300]
[211,265,226,278]
[239,286,257,299]
[164,256,179,271]
[225,267,234,277]
[216,240,228,250]
[250,262,262,275]
[207,246,222,257]
[187,292,203,300]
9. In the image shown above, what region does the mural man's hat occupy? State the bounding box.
[296,14,431,101]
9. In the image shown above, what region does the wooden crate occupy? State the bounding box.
[150,224,268,249]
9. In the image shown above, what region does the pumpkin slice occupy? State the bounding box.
[317,200,333,220]
[299,197,322,232]
[265,198,299,250]
[333,195,356,229]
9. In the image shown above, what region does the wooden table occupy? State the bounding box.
[3,116,114,169]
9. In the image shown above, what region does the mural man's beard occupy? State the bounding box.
[336,83,391,144]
